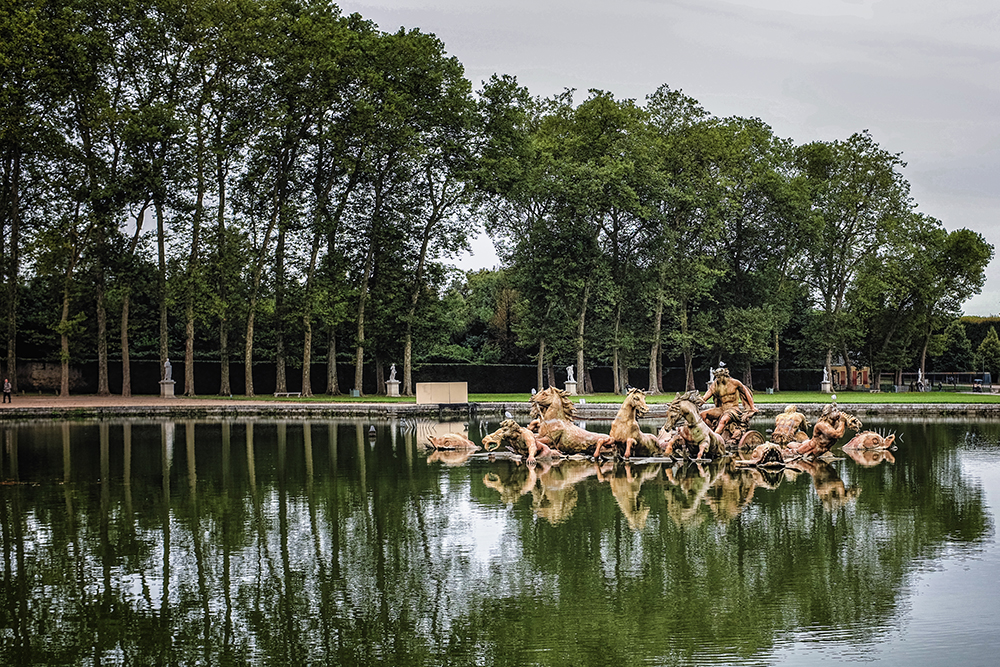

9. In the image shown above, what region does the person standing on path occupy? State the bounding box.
[3,378,11,403]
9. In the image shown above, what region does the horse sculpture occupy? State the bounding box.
[529,387,614,458]
[660,391,727,460]
[609,387,663,458]
[482,419,562,463]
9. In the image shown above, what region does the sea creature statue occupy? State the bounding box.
[734,443,797,469]
[424,432,478,466]
[660,391,727,460]
[842,430,896,451]
[426,433,477,450]
[609,387,662,458]
[528,387,614,458]
[482,419,562,463]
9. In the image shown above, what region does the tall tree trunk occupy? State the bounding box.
[825,349,834,390]
[121,293,131,397]
[274,224,286,394]
[547,363,556,389]
[117,202,145,399]
[354,237,376,396]
[216,147,230,396]
[612,304,622,394]
[842,343,854,391]
[244,216,279,397]
[772,329,780,392]
[96,280,110,395]
[680,298,695,391]
[302,320,313,397]
[245,305,257,397]
[219,321,230,395]
[185,129,205,397]
[536,339,545,391]
[326,328,339,395]
[156,200,168,370]
[59,286,72,398]
[648,286,664,394]
[403,336,413,395]
[185,300,195,395]
[3,148,20,391]
[300,226,323,398]
[575,280,589,395]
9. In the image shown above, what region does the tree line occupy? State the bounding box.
[0,0,993,397]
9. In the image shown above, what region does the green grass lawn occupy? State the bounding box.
[227,388,1000,405]
[470,390,1000,405]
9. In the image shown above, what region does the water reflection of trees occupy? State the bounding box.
[0,419,991,665]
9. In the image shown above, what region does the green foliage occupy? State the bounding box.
[931,320,975,372]
[0,0,992,396]
[977,326,1000,378]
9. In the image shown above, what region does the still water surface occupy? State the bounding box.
[0,416,998,666]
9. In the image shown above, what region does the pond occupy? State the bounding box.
[0,415,998,666]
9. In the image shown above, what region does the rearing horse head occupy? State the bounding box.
[531,387,577,421]
[624,386,650,416]
[662,390,705,430]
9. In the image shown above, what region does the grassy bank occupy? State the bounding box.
[198,389,1000,405]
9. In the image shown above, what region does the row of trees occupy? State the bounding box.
[472,84,993,392]
[1,0,993,396]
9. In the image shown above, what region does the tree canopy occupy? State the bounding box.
[0,0,992,395]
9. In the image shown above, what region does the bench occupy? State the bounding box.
[273,392,302,397]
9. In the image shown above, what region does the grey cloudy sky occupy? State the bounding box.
[343,0,1000,315]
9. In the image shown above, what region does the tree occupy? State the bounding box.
[798,131,914,383]
[977,327,1000,380]
[932,320,975,373]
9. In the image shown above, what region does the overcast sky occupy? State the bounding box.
[342,0,1000,315]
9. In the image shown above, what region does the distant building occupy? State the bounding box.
[831,365,869,389]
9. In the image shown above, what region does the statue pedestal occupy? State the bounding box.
[820,381,833,394]
[159,380,175,398]
[386,380,400,397]
[565,381,577,396]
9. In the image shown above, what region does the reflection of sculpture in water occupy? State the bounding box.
[770,405,810,446]
[701,366,757,438]
[788,458,861,511]
[661,459,726,526]
[705,463,762,522]
[597,462,662,530]
[843,447,896,467]
[427,447,477,466]
[483,459,602,524]
[531,459,602,525]
[483,461,538,505]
